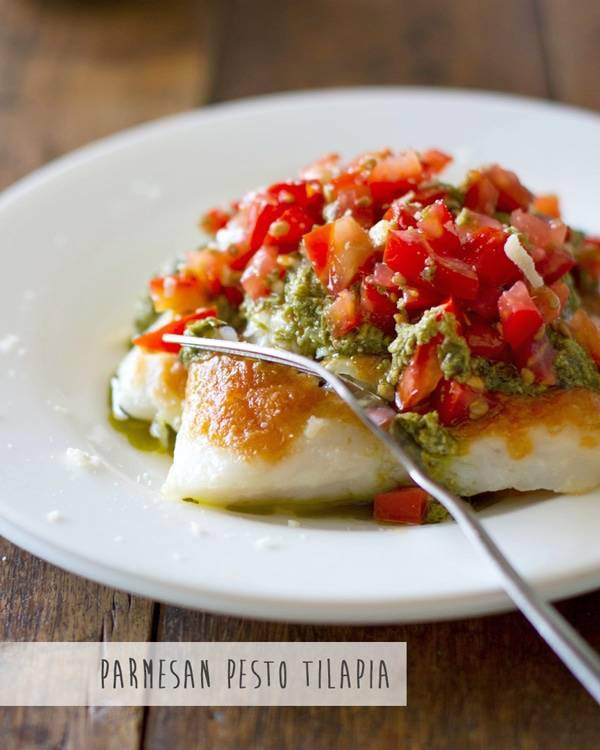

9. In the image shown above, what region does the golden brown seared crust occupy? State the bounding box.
[131,349,187,402]
[453,388,600,459]
[185,355,357,461]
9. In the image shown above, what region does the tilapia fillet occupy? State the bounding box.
[113,348,600,504]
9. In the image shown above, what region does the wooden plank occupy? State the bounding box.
[143,594,600,750]
[210,0,547,101]
[537,0,600,109]
[0,0,220,189]
[0,538,154,749]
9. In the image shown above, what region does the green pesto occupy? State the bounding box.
[471,358,544,396]
[424,500,450,524]
[387,307,471,385]
[133,294,159,334]
[243,260,392,358]
[392,411,457,456]
[561,272,582,317]
[550,329,600,390]
[179,316,228,367]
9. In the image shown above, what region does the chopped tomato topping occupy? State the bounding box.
[149,273,207,314]
[396,341,443,411]
[498,280,544,349]
[374,487,429,525]
[303,223,332,285]
[369,150,423,205]
[200,207,231,235]
[569,309,600,365]
[186,249,228,296]
[531,285,562,324]
[532,193,560,218]
[133,308,218,353]
[485,165,533,212]
[513,333,557,385]
[383,228,430,286]
[417,200,461,256]
[433,254,479,300]
[327,288,360,337]
[359,279,397,334]
[464,170,499,215]
[464,318,509,361]
[420,149,452,175]
[462,227,521,287]
[435,380,489,426]
[401,286,443,312]
[535,246,575,285]
[327,215,375,293]
[265,206,315,252]
[240,246,279,300]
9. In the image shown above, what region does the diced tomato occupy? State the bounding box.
[374,487,429,525]
[265,206,315,252]
[222,285,244,307]
[383,201,419,228]
[200,207,231,235]
[303,223,332,285]
[455,209,503,238]
[359,279,397,334]
[369,150,423,206]
[132,308,218,353]
[384,228,430,286]
[299,153,340,182]
[372,262,397,288]
[149,273,207,314]
[417,200,461,256]
[465,318,509,361]
[326,171,373,227]
[485,165,533,212]
[244,198,286,254]
[185,249,227,295]
[327,215,375,293]
[240,246,279,300]
[396,341,443,411]
[266,180,324,218]
[462,227,521,287]
[510,209,553,248]
[532,285,562,324]
[513,333,557,385]
[420,149,452,176]
[465,283,503,322]
[569,309,600,365]
[433,254,479,300]
[327,288,361,337]
[464,170,499,215]
[498,280,544,349]
[401,286,443,313]
[434,380,488,426]
[535,246,575,284]
[532,193,560,218]
[550,280,569,313]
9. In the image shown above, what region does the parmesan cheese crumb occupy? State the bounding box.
[369,219,392,247]
[254,536,283,550]
[287,519,301,528]
[190,521,209,537]
[0,334,19,354]
[64,447,102,470]
[504,234,544,288]
[46,510,63,523]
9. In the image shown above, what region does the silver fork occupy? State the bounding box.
[164,333,600,703]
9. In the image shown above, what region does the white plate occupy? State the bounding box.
[1,88,599,623]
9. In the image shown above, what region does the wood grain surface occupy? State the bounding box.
[1,0,599,748]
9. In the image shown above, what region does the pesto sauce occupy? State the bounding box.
[243,259,392,358]
[387,307,471,384]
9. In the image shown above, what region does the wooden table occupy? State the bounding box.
[1,1,599,747]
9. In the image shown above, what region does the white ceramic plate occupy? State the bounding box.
[1,88,599,623]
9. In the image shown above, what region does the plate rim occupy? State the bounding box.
[1,85,599,623]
